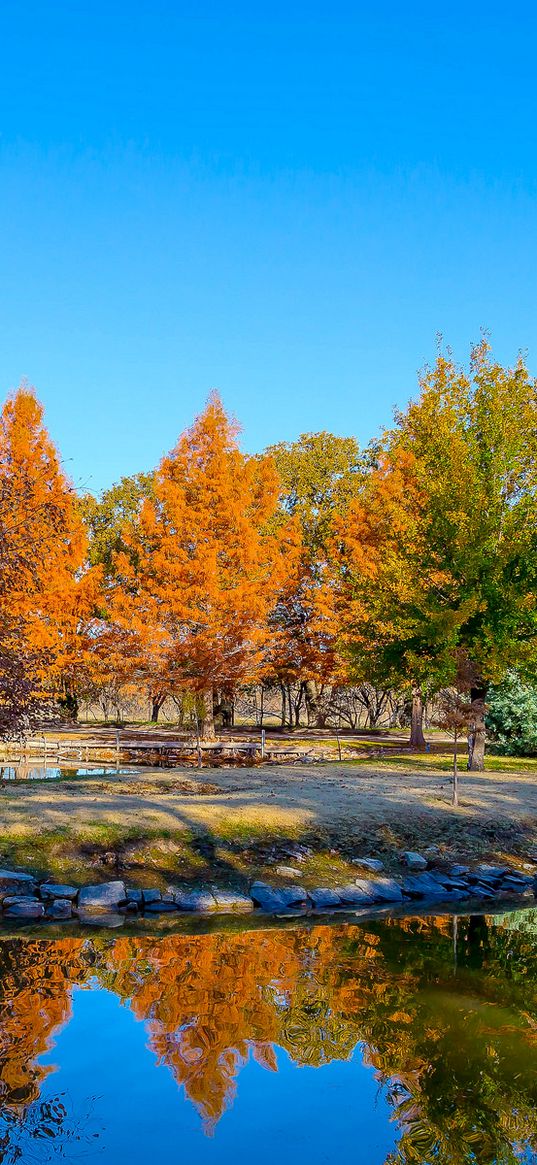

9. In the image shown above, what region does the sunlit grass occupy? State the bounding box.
[350,751,537,773]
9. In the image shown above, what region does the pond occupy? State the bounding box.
[0,764,138,780]
[0,908,535,1163]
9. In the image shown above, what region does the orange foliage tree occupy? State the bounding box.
[109,393,298,735]
[266,433,362,727]
[266,559,340,728]
[0,386,97,733]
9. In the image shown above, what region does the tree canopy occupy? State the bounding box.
[0,387,95,731]
[1,343,537,758]
[80,471,154,572]
[108,392,298,734]
[335,341,537,765]
[486,671,537,756]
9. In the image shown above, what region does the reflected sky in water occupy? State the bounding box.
[0,909,536,1163]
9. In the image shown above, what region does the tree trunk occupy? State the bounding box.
[452,727,459,806]
[305,680,317,727]
[280,685,286,729]
[200,687,216,740]
[259,685,264,729]
[150,693,166,723]
[61,689,79,721]
[214,691,233,728]
[409,683,426,749]
[293,681,305,727]
[467,686,487,771]
[286,685,295,732]
[305,680,331,728]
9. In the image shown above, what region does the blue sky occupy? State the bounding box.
[1,1,536,493]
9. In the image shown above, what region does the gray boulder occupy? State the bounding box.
[475,864,508,880]
[504,885,535,899]
[126,888,143,905]
[468,873,497,888]
[3,895,44,919]
[401,852,428,871]
[40,883,78,901]
[249,882,289,912]
[353,878,384,901]
[429,878,470,897]
[0,870,37,898]
[339,884,377,905]
[469,884,496,899]
[144,900,178,913]
[173,889,218,912]
[281,843,312,862]
[402,874,449,900]
[47,898,72,919]
[279,885,308,907]
[352,876,404,903]
[371,878,404,903]
[142,888,162,905]
[499,873,534,897]
[308,887,341,908]
[352,858,385,873]
[78,881,126,910]
[501,872,532,886]
[431,870,469,887]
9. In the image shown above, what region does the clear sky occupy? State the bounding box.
[1,1,536,494]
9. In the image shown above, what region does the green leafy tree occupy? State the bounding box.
[267,431,363,550]
[266,432,364,726]
[338,341,537,767]
[79,472,154,573]
[486,670,537,756]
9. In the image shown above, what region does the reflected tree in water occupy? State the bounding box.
[0,914,535,1160]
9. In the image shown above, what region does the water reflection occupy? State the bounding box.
[0,911,535,1162]
[0,764,137,780]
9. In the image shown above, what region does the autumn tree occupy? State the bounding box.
[79,472,157,719]
[334,442,449,747]
[337,341,537,767]
[266,432,363,727]
[0,386,96,733]
[110,393,296,736]
[75,619,142,722]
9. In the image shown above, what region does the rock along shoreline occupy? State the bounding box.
[0,851,536,927]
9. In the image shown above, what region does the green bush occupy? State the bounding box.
[486,671,537,756]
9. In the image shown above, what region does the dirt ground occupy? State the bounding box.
[2,760,536,849]
[1,756,536,890]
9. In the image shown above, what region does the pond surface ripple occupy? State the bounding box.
[0,908,536,1163]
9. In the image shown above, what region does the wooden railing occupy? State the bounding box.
[0,731,313,767]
